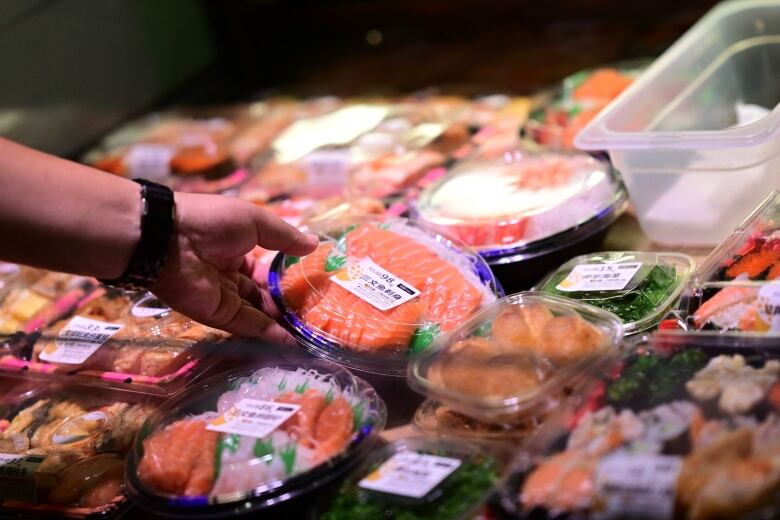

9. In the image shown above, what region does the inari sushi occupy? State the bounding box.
[132,363,385,511]
[270,218,499,365]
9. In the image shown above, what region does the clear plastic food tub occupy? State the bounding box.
[537,251,695,335]
[408,292,624,425]
[267,216,502,377]
[316,436,505,520]
[505,334,780,520]
[125,359,385,518]
[412,149,628,292]
[0,376,159,519]
[576,0,780,246]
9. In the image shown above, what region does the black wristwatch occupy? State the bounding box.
[99,179,175,291]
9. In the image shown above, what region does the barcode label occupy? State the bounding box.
[41,316,123,364]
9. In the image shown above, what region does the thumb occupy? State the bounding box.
[250,205,318,256]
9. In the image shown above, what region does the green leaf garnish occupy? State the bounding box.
[279,443,297,475]
[409,323,441,354]
[284,255,301,268]
[325,254,348,272]
[253,438,274,462]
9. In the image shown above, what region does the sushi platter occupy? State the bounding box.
[1,0,780,517]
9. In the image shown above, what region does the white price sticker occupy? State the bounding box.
[331,257,421,311]
[557,262,643,292]
[302,149,352,191]
[359,451,461,499]
[756,283,780,331]
[594,453,681,519]
[131,294,171,318]
[207,399,300,439]
[0,263,20,276]
[40,316,123,364]
[0,453,44,502]
[126,144,174,181]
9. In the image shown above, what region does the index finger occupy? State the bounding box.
[251,206,318,256]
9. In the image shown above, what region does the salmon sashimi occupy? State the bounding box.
[313,396,354,463]
[183,429,219,496]
[275,388,327,446]
[282,223,490,350]
[137,418,216,496]
[572,68,634,102]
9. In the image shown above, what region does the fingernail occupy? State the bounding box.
[306,234,320,246]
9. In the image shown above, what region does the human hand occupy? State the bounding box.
[151,192,318,337]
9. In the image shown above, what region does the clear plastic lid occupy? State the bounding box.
[317,436,504,520]
[694,190,780,284]
[0,376,158,519]
[408,292,624,425]
[413,149,625,256]
[537,251,695,335]
[663,280,780,338]
[126,359,386,518]
[523,60,649,150]
[413,399,542,446]
[267,216,502,377]
[509,333,780,520]
[0,273,97,335]
[0,288,229,395]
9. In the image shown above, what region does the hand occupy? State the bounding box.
[151,192,318,337]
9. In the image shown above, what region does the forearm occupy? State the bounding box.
[0,138,141,278]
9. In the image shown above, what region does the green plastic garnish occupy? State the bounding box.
[325,254,348,272]
[253,438,275,462]
[284,255,301,268]
[294,380,310,394]
[223,433,241,454]
[277,377,288,392]
[279,444,297,475]
[473,322,492,337]
[409,323,441,354]
[352,402,364,431]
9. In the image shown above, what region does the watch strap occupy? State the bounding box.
[99,179,175,291]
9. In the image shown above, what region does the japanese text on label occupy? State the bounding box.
[557,262,643,292]
[331,257,421,311]
[359,451,462,499]
[41,316,123,364]
[594,453,682,519]
[207,399,300,439]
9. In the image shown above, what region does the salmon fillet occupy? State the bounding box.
[282,223,485,349]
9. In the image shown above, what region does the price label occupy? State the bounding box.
[359,451,461,499]
[0,263,20,276]
[41,317,123,364]
[331,257,421,311]
[207,399,300,439]
[131,294,171,318]
[756,283,780,331]
[594,453,681,519]
[302,149,352,191]
[557,262,643,292]
[126,144,174,181]
[0,453,44,502]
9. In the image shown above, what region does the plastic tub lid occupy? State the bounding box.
[412,399,541,445]
[267,216,502,377]
[694,190,780,284]
[317,436,504,519]
[413,149,625,258]
[0,379,158,519]
[126,359,386,518]
[408,292,624,425]
[537,251,695,335]
[512,334,780,520]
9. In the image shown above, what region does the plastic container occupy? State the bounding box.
[412,149,628,293]
[575,0,780,246]
[505,334,780,520]
[267,216,502,377]
[125,359,386,518]
[408,292,624,426]
[694,190,780,283]
[523,59,649,150]
[0,273,97,335]
[537,251,695,335]
[0,288,229,395]
[0,376,159,519]
[315,436,505,520]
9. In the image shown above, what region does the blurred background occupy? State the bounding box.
[1,0,717,158]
